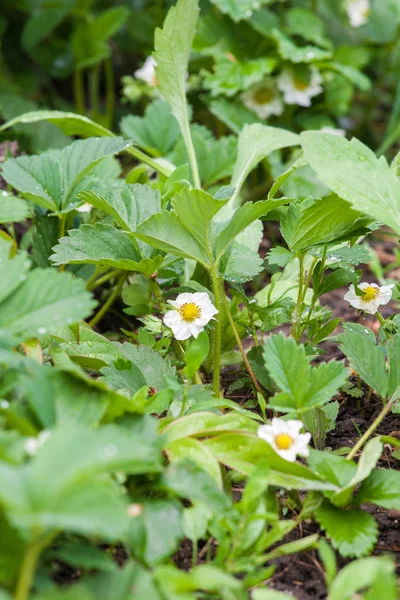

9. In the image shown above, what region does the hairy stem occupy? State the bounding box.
[15,534,53,600]
[223,294,265,398]
[126,147,171,177]
[376,310,390,339]
[87,270,121,292]
[291,255,304,340]
[210,262,223,398]
[104,57,114,130]
[89,272,127,328]
[89,65,100,118]
[346,400,394,460]
[73,68,85,115]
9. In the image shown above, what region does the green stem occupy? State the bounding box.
[346,400,395,460]
[376,310,390,339]
[210,262,223,398]
[126,147,171,177]
[223,294,265,399]
[89,272,127,328]
[89,65,100,118]
[88,270,121,292]
[14,534,53,600]
[291,255,304,340]
[104,57,114,130]
[73,68,85,115]
[58,214,67,272]
[182,113,201,189]
[150,279,166,311]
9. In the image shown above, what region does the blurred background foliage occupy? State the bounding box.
[0,0,400,158]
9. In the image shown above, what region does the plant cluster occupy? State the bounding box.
[0,0,400,599]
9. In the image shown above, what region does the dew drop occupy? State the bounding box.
[0,400,10,409]
[20,274,26,281]
[103,444,118,458]
[245,9,253,17]
[38,327,47,335]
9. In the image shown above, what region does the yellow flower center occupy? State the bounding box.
[254,88,274,104]
[362,286,379,302]
[293,79,309,91]
[275,433,294,450]
[179,302,201,322]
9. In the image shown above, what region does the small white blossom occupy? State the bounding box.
[346,0,370,28]
[24,430,51,456]
[163,292,218,341]
[76,203,92,213]
[241,79,284,119]
[277,67,323,107]
[320,126,346,136]
[134,56,157,87]
[344,282,395,315]
[258,418,311,462]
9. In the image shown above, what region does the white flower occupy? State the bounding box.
[241,79,284,119]
[76,203,92,213]
[277,67,323,107]
[344,282,394,315]
[320,126,346,136]
[134,56,157,87]
[346,0,370,27]
[258,418,311,462]
[163,292,218,341]
[24,430,51,456]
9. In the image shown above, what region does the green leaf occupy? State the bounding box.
[120,99,180,156]
[386,333,400,399]
[209,0,272,22]
[172,187,227,251]
[161,411,259,442]
[72,7,129,69]
[22,6,70,51]
[281,195,371,252]
[305,362,348,411]
[184,332,210,379]
[0,193,31,224]
[316,502,378,558]
[50,223,158,274]
[216,199,287,260]
[307,449,357,489]
[0,255,95,343]
[203,433,338,491]
[134,211,209,266]
[0,420,162,540]
[0,110,113,138]
[271,28,331,63]
[166,437,222,487]
[331,438,383,507]
[77,184,161,232]
[163,460,230,512]
[231,124,299,207]
[154,0,199,183]
[339,327,388,399]
[209,98,260,135]
[1,137,130,212]
[285,8,331,49]
[204,56,277,97]
[328,556,397,600]
[301,132,400,235]
[263,333,310,408]
[183,503,211,543]
[130,499,183,565]
[104,343,177,392]
[355,468,400,509]
[21,365,111,428]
